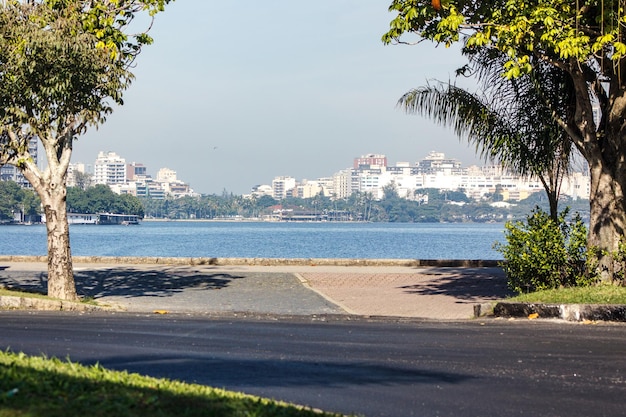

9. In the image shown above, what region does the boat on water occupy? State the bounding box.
[42,213,140,225]
[96,213,140,225]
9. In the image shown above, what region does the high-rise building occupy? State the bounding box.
[354,153,387,169]
[126,162,147,181]
[272,176,296,199]
[93,151,126,185]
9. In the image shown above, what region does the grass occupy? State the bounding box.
[0,350,348,417]
[507,284,626,304]
[0,288,99,306]
[0,288,50,300]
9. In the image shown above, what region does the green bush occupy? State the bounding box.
[494,207,596,294]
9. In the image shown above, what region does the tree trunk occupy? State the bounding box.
[40,183,78,301]
[587,159,626,282]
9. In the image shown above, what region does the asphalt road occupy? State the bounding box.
[1,311,625,417]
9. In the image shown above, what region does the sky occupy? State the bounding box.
[74,1,482,195]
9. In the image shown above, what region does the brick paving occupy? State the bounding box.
[298,268,510,319]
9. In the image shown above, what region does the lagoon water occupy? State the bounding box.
[0,221,505,260]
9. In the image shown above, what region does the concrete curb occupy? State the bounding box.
[0,255,501,268]
[494,302,626,322]
[0,295,125,312]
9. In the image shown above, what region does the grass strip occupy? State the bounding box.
[0,288,49,300]
[507,285,626,304]
[0,351,348,417]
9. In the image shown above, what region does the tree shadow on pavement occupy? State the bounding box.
[0,266,244,299]
[75,267,245,299]
[0,270,48,294]
[97,354,475,389]
[401,268,513,303]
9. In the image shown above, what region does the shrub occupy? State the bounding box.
[494,207,596,294]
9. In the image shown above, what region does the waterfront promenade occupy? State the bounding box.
[0,258,511,319]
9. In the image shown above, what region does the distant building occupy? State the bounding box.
[250,184,273,198]
[94,151,126,186]
[272,176,296,199]
[0,137,38,188]
[354,153,387,169]
[415,151,464,175]
[156,167,177,182]
[67,162,93,188]
[126,162,148,181]
[262,151,590,203]
[295,180,323,199]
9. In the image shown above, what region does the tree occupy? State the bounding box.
[67,185,144,216]
[0,180,21,221]
[0,181,40,222]
[383,1,626,281]
[0,0,171,300]
[397,48,574,221]
[73,171,93,191]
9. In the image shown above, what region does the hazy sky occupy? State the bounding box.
[75,1,482,195]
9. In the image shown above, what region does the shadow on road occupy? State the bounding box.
[0,266,245,299]
[76,267,245,299]
[400,268,513,302]
[97,354,475,388]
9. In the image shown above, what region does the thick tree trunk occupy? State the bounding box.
[40,184,77,301]
[587,160,626,282]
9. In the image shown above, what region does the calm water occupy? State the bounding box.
[0,221,505,260]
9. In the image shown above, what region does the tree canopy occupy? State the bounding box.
[384,0,626,281]
[0,0,172,300]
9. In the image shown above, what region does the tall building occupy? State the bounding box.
[0,137,38,188]
[272,176,296,199]
[354,153,387,169]
[126,162,147,181]
[332,170,352,199]
[415,151,463,175]
[93,151,126,185]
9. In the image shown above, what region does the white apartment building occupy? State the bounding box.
[93,151,126,185]
[272,176,296,199]
[156,167,178,182]
[295,180,324,199]
[250,184,273,197]
[332,169,352,199]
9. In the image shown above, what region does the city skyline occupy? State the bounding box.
[73,148,591,203]
[72,2,483,195]
[74,149,493,197]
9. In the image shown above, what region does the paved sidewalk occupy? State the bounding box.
[0,262,511,320]
[298,267,509,319]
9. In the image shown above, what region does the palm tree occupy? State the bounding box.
[399,48,575,220]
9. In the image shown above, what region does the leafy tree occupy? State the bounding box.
[66,187,90,214]
[113,193,145,218]
[0,181,21,221]
[0,181,40,221]
[73,171,93,191]
[256,195,278,209]
[0,0,171,300]
[383,1,626,281]
[382,182,401,201]
[68,185,144,217]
